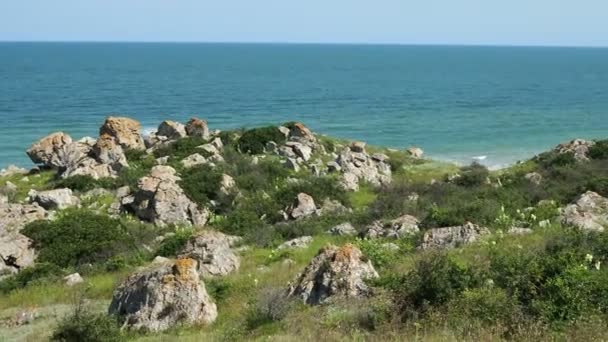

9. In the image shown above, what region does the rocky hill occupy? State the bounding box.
[1,117,608,341]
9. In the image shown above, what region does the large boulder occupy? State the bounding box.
[365,215,420,239]
[123,166,208,226]
[26,132,73,168]
[554,139,595,162]
[287,244,378,305]
[561,191,608,232]
[108,258,217,332]
[0,232,36,278]
[99,116,145,150]
[92,134,128,170]
[185,118,210,139]
[28,188,79,210]
[288,122,317,144]
[289,193,316,220]
[178,231,241,277]
[421,222,490,249]
[0,202,47,232]
[157,121,187,140]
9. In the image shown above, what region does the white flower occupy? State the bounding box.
[595,261,601,271]
[585,254,594,263]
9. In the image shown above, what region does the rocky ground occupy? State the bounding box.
[1,117,608,341]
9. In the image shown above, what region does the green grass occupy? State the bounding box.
[0,170,55,202]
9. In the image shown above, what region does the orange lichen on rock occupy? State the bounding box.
[334,243,357,262]
[173,258,197,281]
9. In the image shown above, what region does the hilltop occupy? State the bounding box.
[1,117,608,341]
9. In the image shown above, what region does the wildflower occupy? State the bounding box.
[596,261,601,271]
[586,254,594,263]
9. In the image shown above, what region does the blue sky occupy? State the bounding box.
[1,0,607,46]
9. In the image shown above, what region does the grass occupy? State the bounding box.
[0,170,55,202]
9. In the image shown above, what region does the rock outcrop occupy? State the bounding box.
[185,118,210,139]
[421,222,490,249]
[99,116,145,150]
[554,139,595,162]
[365,215,420,239]
[26,132,73,168]
[157,121,187,140]
[122,166,208,226]
[0,202,47,232]
[28,188,79,210]
[332,142,392,191]
[286,244,378,305]
[108,258,217,332]
[288,193,317,220]
[561,191,608,232]
[0,232,36,278]
[407,147,424,159]
[177,231,241,277]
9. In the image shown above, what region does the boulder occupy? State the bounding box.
[289,193,316,220]
[365,215,420,239]
[157,120,187,140]
[561,191,608,232]
[28,188,79,210]
[0,165,28,177]
[284,158,300,172]
[350,141,367,153]
[278,236,313,250]
[287,244,379,305]
[0,232,36,277]
[108,258,217,332]
[185,118,210,139]
[288,123,316,144]
[317,198,352,216]
[218,174,236,196]
[26,132,73,167]
[554,139,595,162]
[0,202,47,232]
[289,143,313,161]
[525,172,542,185]
[124,166,208,226]
[421,222,490,249]
[99,116,145,150]
[181,153,207,168]
[407,147,424,159]
[335,144,392,191]
[64,273,84,286]
[177,231,241,277]
[328,222,357,236]
[92,134,128,170]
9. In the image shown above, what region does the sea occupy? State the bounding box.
[1,42,607,169]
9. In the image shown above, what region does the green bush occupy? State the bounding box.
[52,306,123,342]
[588,140,608,160]
[22,210,136,268]
[237,126,286,154]
[453,163,489,187]
[156,229,194,257]
[0,262,63,293]
[53,175,117,192]
[152,136,209,160]
[179,164,224,207]
[246,287,295,330]
[447,287,521,327]
[537,151,577,168]
[355,238,412,269]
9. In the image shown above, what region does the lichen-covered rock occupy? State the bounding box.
[554,139,595,162]
[561,191,608,232]
[289,193,316,220]
[124,166,208,226]
[26,132,73,167]
[421,222,490,249]
[28,188,79,210]
[278,236,313,250]
[92,134,128,170]
[99,116,145,150]
[108,258,217,332]
[288,122,317,144]
[334,142,392,191]
[287,244,379,305]
[365,215,420,239]
[178,231,241,277]
[157,120,187,140]
[185,118,210,139]
[0,232,36,278]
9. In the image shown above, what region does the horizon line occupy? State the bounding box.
[0,39,607,49]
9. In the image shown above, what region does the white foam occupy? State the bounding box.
[142,126,157,137]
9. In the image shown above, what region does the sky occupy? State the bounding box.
[1,0,607,47]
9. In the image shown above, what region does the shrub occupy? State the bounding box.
[179,164,224,207]
[152,136,209,160]
[588,140,608,160]
[237,126,286,154]
[588,176,608,197]
[537,151,577,168]
[447,287,521,327]
[52,175,116,192]
[52,305,123,342]
[156,229,194,257]
[22,210,135,268]
[355,238,412,269]
[0,262,63,293]
[454,163,489,187]
[246,287,295,329]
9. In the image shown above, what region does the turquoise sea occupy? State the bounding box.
[1,42,607,169]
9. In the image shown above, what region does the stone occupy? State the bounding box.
[0,232,36,277]
[287,244,379,305]
[278,146,297,159]
[371,153,389,163]
[421,222,491,249]
[28,188,79,210]
[0,202,47,232]
[198,143,221,157]
[210,137,224,150]
[99,116,145,150]
[350,141,367,153]
[124,166,209,227]
[554,139,595,162]
[291,143,313,161]
[185,118,210,139]
[92,134,128,170]
[157,120,187,140]
[278,126,290,137]
[156,156,169,165]
[108,258,217,332]
[525,172,543,185]
[335,145,392,191]
[265,141,278,153]
[289,193,316,220]
[366,215,420,239]
[317,198,352,216]
[278,236,313,250]
[328,222,357,236]
[64,273,84,286]
[284,158,300,172]
[219,174,236,196]
[407,147,424,159]
[0,165,28,177]
[508,227,533,235]
[26,132,73,167]
[561,191,608,232]
[340,172,360,191]
[288,123,316,143]
[178,231,241,277]
[181,153,207,168]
